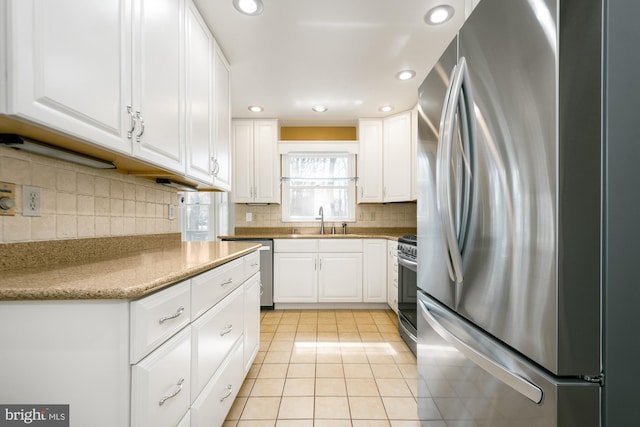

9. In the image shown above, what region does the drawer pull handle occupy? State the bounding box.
[159,378,184,406]
[220,384,233,402]
[158,306,185,324]
[251,262,258,267]
[220,278,233,286]
[220,324,233,336]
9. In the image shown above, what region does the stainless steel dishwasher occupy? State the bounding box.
[222,238,273,309]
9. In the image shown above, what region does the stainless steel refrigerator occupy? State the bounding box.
[416,0,640,425]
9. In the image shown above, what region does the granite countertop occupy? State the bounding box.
[0,240,260,301]
[220,227,416,241]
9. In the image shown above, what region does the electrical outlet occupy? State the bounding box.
[246,212,252,222]
[168,204,175,220]
[22,185,42,217]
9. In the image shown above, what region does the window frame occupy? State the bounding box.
[281,152,357,223]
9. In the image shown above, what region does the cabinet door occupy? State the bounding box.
[318,253,363,303]
[131,327,191,427]
[185,0,213,184]
[191,285,244,400]
[387,241,399,312]
[363,239,387,303]
[244,273,261,374]
[383,111,412,202]
[274,253,317,302]
[231,120,255,202]
[6,0,132,154]
[357,119,384,203]
[131,0,185,173]
[253,119,280,203]
[212,43,232,191]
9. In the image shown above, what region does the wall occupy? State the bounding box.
[0,146,179,243]
[235,202,416,230]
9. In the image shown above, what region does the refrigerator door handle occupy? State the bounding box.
[436,64,459,283]
[438,58,470,285]
[419,297,544,404]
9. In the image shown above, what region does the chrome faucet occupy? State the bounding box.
[316,206,325,234]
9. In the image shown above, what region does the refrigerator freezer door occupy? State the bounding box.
[417,291,600,427]
[418,0,601,376]
[417,37,458,309]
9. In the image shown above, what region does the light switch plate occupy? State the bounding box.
[246,212,252,222]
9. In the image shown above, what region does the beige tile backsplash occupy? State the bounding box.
[0,146,179,243]
[234,201,417,230]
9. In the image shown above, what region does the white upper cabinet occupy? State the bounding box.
[357,109,417,203]
[131,0,186,174]
[3,0,133,155]
[155,0,231,189]
[357,119,384,203]
[212,43,232,191]
[232,119,280,203]
[383,110,413,202]
[185,0,214,184]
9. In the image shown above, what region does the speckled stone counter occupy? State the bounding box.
[0,240,260,301]
[220,227,416,241]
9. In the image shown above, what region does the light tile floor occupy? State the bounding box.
[224,309,420,427]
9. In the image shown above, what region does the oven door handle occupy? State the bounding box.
[397,253,417,271]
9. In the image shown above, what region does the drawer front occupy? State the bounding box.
[191,257,244,318]
[191,285,244,400]
[274,238,318,252]
[244,250,260,280]
[190,337,243,427]
[132,327,191,427]
[318,238,362,253]
[130,280,191,363]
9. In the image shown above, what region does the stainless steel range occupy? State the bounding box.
[397,234,417,355]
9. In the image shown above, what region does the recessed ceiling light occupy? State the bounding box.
[396,70,416,81]
[232,0,263,16]
[425,5,455,25]
[379,105,394,113]
[248,105,264,112]
[312,105,328,113]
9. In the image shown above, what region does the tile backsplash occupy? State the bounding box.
[0,146,179,243]
[234,202,416,230]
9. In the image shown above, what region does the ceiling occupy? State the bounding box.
[194,0,479,126]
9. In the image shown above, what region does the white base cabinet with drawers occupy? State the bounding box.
[0,250,261,427]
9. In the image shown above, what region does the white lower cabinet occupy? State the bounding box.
[274,252,318,303]
[131,327,192,427]
[363,239,387,303]
[318,253,363,302]
[244,273,261,374]
[274,239,365,304]
[0,250,260,427]
[191,285,244,399]
[387,240,399,313]
[190,338,244,427]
